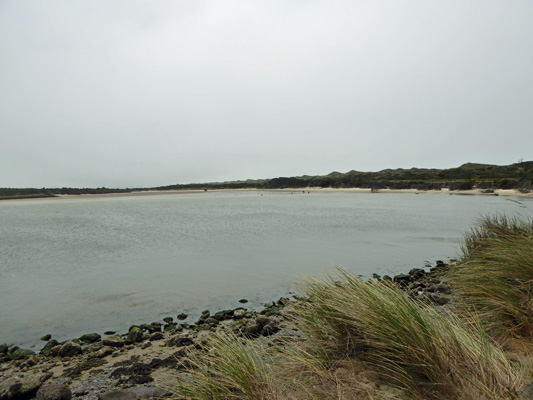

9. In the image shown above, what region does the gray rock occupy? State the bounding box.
[243,321,261,337]
[79,333,101,344]
[408,268,425,280]
[96,346,114,358]
[26,355,39,366]
[40,340,59,356]
[393,273,410,285]
[177,313,188,320]
[166,335,193,347]
[127,329,143,344]
[233,309,246,319]
[261,324,279,336]
[435,283,452,294]
[0,372,52,400]
[256,315,271,327]
[98,386,169,400]
[149,332,163,341]
[58,341,82,358]
[428,292,450,305]
[204,318,218,326]
[36,383,72,400]
[103,337,125,348]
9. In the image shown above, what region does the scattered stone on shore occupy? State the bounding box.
[98,386,170,400]
[0,297,297,400]
[58,341,82,358]
[102,337,125,349]
[79,334,101,344]
[176,313,188,320]
[239,298,248,303]
[126,328,143,344]
[40,334,52,342]
[36,382,72,400]
[389,260,453,306]
[0,371,52,400]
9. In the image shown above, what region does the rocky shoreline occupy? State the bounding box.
[0,262,453,400]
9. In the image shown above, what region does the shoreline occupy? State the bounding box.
[0,262,455,400]
[1,187,531,202]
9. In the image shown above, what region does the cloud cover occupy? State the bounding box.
[1,1,532,187]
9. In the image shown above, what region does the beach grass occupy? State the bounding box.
[450,214,533,339]
[172,331,282,400]
[289,271,522,399]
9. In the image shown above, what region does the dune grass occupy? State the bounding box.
[450,214,533,339]
[173,331,281,400]
[171,272,522,399]
[290,271,522,399]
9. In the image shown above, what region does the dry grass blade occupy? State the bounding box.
[451,214,533,339]
[291,270,522,399]
[171,331,280,400]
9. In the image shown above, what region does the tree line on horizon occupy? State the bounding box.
[2,161,533,199]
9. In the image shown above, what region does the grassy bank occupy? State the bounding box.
[169,215,533,399]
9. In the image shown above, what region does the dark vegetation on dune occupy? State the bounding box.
[1,161,533,199]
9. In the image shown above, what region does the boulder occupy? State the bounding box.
[261,324,279,336]
[8,348,35,361]
[149,332,164,341]
[393,273,410,287]
[204,318,218,327]
[126,329,143,344]
[98,386,169,400]
[40,334,52,342]
[408,268,425,280]
[166,335,193,347]
[102,337,125,348]
[0,372,52,400]
[163,317,174,324]
[58,341,82,358]
[40,340,59,357]
[96,346,114,358]
[177,313,188,321]
[428,292,450,305]
[213,310,234,321]
[79,333,101,344]
[36,382,72,400]
[233,309,246,319]
[435,283,452,294]
[242,321,261,337]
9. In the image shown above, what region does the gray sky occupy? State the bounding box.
[1,1,532,188]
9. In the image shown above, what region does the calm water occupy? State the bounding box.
[0,190,530,348]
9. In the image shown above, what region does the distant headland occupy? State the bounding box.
[1,161,533,200]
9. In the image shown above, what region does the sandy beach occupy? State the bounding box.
[21,187,531,201]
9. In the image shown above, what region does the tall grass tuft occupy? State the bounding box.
[173,331,280,400]
[451,214,533,339]
[291,271,522,399]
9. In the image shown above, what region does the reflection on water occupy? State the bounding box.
[0,191,526,347]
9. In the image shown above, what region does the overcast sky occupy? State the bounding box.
[1,1,532,188]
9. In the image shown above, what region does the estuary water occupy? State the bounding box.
[0,190,530,348]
